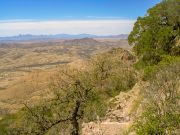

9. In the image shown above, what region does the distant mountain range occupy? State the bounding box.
[0,34,128,41]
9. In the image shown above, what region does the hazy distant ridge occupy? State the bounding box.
[0,34,128,41]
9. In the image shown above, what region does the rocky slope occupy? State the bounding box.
[82,83,142,135]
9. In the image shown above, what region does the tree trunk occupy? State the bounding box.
[71,101,80,135]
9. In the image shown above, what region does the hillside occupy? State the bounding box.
[0,38,131,118]
[0,43,138,134]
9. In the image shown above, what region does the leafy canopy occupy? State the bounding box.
[128,0,180,64]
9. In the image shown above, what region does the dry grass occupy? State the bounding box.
[0,38,130,116]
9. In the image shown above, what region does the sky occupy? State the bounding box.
[0,0,161,37]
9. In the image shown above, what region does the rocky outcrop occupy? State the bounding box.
[82,121,130,135]
[107,83,141,122]
[82,83,142,135]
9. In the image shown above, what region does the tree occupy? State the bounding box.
[128,0,180,65]
[9,67,107,135]
[91,51,137,97]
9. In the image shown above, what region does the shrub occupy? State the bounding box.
[134,63,180,134]
[135,55,180,81]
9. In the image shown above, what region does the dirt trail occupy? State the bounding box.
[82,83,141,135]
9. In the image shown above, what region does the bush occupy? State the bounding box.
[134,63,180,134]
[135,55,180,81]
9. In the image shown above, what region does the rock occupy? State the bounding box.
[82,83,143,135]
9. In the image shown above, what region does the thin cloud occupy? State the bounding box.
[0,20,135,37]
[86,16,128,19]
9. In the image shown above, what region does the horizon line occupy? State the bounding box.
[0,33,129,38]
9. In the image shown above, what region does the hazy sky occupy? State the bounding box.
[0,0,161,36]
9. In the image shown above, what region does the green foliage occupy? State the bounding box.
[83,91,107,122]
[130,1,180,134]
[134,63,180,134]
[134,107,180,135]
[0,115,16,135]
[159,55,180,65]
[128,0,180,66]
[91,53,137,97]
[0,110,26,135]
[134,55,180,80]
